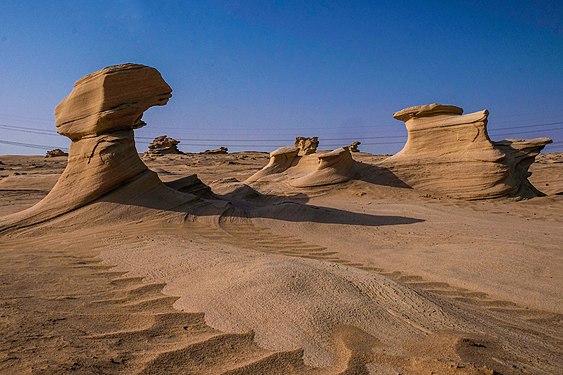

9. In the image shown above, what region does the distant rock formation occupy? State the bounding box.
[144,135,182,156]
[295,136,319,155]
[380,104,552,199]
[0,64,207,232]
[45,148,68,158]
[348,141,361,152]
[246,146,356,187]
[202,147,228,154]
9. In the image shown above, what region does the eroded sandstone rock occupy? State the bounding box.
[0,64,202,232]
[144,135,182,156]
[348,141,361,152]
[295,136,319,155]
[45,148,68,158]
[380,104,552,199]
[202,147,228,154]
[246,146,356,187]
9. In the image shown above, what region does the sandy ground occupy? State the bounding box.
[0,151,561,374]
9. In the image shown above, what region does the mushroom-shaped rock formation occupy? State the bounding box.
[380,104,552,199]
[144,135,182,156]
[295,136,319,155]
[0,64,215,232]
[348,141,361,152]
[45,148,68,158]
[246,146,356,187]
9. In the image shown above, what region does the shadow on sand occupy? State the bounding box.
[157,174,424,227]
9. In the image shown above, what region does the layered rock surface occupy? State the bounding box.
[144,135,182,156]
[0,64,209,232]
[246,146,357,187]
[45,148,68,158]
[380,104,552,199]
[295,136,319,155]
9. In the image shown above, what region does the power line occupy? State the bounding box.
[489,127,562,137]
[1,137,561,153]
[0,139,69,151]
[1,111,562,131]
[2,121,560,144]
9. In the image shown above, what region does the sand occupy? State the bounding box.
[0,151,562,374]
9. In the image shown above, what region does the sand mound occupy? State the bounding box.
[380,103,552,199]
[246,146,357,187]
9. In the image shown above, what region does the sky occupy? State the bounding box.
[0,0,562,155]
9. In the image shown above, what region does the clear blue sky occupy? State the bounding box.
[1,0,562,154]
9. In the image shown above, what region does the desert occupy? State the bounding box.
[2,2,563,374]
[1,62,562,375]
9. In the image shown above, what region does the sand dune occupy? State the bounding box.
[1,65,562,374]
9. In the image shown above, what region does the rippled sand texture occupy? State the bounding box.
[1,151,561,374]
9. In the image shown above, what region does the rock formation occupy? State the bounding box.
[246,146,356,187]
[348,141,361,152]
[0,64,210,232]
[144,135,182,156]
[202,146,228,154]
[380,103,552,199]
[295,136,319,155]
[45,148,68,158]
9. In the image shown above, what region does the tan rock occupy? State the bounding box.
[246,146,356,187]
[380,104,552,199]
[348,141,361,152]
[0,64,201,232]
[55,64,172,140]
[144,135,182,156]
[202,147,228,154]
[245,146,299,183]
[295,136,319,155]
[45,148,68,158]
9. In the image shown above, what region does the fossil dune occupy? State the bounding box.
[380,104,552,200]
[1,65,561,374]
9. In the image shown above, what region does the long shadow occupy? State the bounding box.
[158,174,424,227]
[0,164,422,233]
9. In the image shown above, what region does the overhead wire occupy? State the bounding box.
[1,121,561,144]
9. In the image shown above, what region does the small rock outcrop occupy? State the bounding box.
[381,103,552,199]
[348,141,361,152]
[202,147,228,154]
[295,137,319,155]
[246,146,356,187]
[144,135,182,156]
[45,148,68,158]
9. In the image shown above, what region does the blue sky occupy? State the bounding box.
[0,0,562,154]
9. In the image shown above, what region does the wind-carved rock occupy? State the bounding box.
[144,135,182,156]
[45,148,68,158]
[295,136,319,155]
[380,104,552,199]
[246,146,299,183]
[0,64,206,232]
[348,141,361,152]
[202,146,228,154]
[246,146,356,187]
